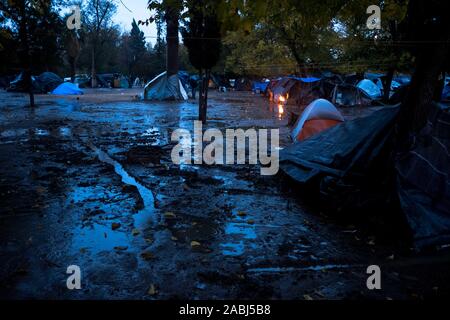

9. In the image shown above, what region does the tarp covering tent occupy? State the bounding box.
[51,82,83,95]
[396,104,450,247]
[269,77,322,106]
[252,80,270,94]
[280,104,450,248]
[357,79,382,99]
[291,99,344,141]
[331,84,373,107]
[36,72,63,92]
[144,71,188,101]
[7,72,62,93]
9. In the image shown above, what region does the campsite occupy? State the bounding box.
[0,0,450,304]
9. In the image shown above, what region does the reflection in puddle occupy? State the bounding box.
[220,215,257,256]
[89,145,156,230]
[72,224,130,254]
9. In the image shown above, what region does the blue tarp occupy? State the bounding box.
[292,77,321,83]
[51,82,84,95]
[252,81,269,93]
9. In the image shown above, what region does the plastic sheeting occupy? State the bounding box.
[51,82,84,95]
[291,99,344,141]
[357,79,382,99]
[144,72,188,101]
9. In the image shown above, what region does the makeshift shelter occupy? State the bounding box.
[51,82,83,95]
[280,104,450,249]
[235,78,253,91]
[291,99,344,141]
[357,79,382,99]
[270,77,322,106]
[331,84,373,107]
[144,71,188,101]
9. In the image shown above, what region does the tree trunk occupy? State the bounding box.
[165,8,179,76]
[18,0,34,107]
[383,66,395,102]
[91,48,97,88]
[398,43,449,142]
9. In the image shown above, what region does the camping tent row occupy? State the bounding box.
[263,73,412,107]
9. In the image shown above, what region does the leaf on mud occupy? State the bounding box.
[132,229,140,236]
[111,222,121,230]
[79,247,88,254]
[247,219,255,225]
[114,246,128,251]
[303,294,314,300]
[171,236,178,241]
[237,211,247,217]
[35,186,47,194]
[191,241,201,247]
[141,251,155,260]
[182,184,190,191]
[164,212,176,219]
[148,284,158,296]
[145,238,153,244]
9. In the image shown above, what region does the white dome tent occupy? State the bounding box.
[291,99,345,141]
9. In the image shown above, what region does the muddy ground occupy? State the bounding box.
[0,88,449,300]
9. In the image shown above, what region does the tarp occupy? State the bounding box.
[252,81,269,93]
[51,82,83,95]
[396,104,450,247]
[291,99,344,141]
[144,72,188,101]
[357,79,382,99]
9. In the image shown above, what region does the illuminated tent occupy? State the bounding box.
[291,99,344,141]
[357,79,382,99]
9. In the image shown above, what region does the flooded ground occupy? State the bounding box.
[0,88,449,300]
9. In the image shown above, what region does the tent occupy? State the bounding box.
[36,72,63,92]
[144,71,188,101]
[357,79,382,99]
[331,84,373,107]
[51,82,83,95]
[291,99,344,141]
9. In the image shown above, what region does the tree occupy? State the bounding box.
[82,0,117,87]
[181,0,222,123]
[397,0,450,140]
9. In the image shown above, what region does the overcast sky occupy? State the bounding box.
[114,0,158,44]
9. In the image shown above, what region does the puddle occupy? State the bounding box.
[89,144,156,229]
[220,214,257,257]
[72,223,130,254]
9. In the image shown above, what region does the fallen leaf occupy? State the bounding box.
[132,229,140,236]
[303,294,314,300]
[111,222,121,230]
[114,246,128,251]
[237,211,247,217]
[247,220,255,225]
[141,251,155,260]
[148,284,158,296]
[164,212,176,218]
[171,236,178,241]
[191,241,201,247]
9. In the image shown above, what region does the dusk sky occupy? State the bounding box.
[115,0,158,44]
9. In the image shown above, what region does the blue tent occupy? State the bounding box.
[51,82,84,95]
